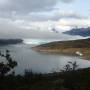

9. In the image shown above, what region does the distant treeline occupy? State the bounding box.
[0,39,23,45]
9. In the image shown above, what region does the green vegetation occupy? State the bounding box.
[32,38,90,59]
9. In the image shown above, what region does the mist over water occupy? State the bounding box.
[23,39,53,45]
[22,35,87,46]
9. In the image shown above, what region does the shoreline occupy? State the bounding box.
[32,38,90,60]
[32,47,90,60]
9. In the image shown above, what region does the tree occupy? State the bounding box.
[0,50,17,76]
[61,61,79,72]
[68,61,78,71]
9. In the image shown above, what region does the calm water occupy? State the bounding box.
[0,42,90,74]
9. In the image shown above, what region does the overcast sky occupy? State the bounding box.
[0,0,90,39]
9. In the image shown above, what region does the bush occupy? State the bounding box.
[0,50,17,76]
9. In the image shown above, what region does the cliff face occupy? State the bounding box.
[63,27,90,37]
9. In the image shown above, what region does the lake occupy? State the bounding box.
[0,39,90,74]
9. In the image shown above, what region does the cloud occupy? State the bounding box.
[0,0,89,37]
[0,0,82,22]
[0,0,59,13]
[10,18,90,32]
[16,10,85,21]
[60,0,74,3]
[0,15,90,33]
[0,18,84,40]
[0,0,74,16]
[54,10,84,19]
[57,18,90,29]
[0,16,90,39]
[0,0,59,19]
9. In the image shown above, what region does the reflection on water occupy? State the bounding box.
[0,43,90,74]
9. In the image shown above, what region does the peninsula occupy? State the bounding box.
[32,38,90,60]
[0,39,23,45]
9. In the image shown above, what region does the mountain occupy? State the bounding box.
[0,39,23,45]
[63,27,90,37]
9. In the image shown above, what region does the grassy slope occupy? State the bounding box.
[32,38,90,59]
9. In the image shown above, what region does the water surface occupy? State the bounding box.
[0,42,90,74]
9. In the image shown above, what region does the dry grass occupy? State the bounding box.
[32,38,90,60]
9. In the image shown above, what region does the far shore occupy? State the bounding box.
[0,39,23,45]
[32,38,90,60]
[32,47,90,60]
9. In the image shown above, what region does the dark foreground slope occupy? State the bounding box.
[1,67,90,90]
[32,38,90,59]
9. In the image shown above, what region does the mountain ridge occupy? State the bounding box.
[63,27,90,37]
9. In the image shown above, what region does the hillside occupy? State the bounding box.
[0,39,23,45]
[63,27,90,37]
[32,38,90,59]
